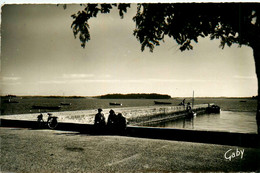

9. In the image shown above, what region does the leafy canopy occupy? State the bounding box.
[71,3,260,52]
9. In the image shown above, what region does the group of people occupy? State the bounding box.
[94,108,127,132]
[179,99,192,111]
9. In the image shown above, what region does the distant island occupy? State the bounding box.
[96,93,172,99]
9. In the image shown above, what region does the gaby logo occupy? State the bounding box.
[224,148,244,161]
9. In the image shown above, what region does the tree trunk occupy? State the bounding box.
[253,46,260,135]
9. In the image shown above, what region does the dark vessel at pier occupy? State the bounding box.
[154,101,172,105]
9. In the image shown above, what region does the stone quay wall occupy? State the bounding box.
[0,104,211,125]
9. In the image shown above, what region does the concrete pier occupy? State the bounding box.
[1,104,259,148]
[0,104,210,125]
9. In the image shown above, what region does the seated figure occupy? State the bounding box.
[94,108,106,127]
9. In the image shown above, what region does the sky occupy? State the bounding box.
[0,3,257,97]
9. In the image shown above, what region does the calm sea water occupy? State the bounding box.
[148,111,257,133]
[0,97,258,133]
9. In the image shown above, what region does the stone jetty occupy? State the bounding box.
[1,104,260,148]
[0,104,210,125]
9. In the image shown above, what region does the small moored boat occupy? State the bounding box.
[60,94,71,106]
[186,111,197,118]
[206,105,221,113]
[154,101,172,105]
[60,102,71,106]
[109,102,122,106]
[32,105,61,110]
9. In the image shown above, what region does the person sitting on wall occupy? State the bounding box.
[37,113,44,122]
[107,109,117,129]
[94,108,106,128]
[186,102,192,112]
[37,113,44,128]
[116,113,127,133]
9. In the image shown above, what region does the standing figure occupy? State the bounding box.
[179,99,186,106]
[94,108,106,128]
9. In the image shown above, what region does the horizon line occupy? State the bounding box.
[1,94,257,98]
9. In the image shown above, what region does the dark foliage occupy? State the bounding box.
[71,3,260,52]
[98,93,171,99]
[71,3,130,48]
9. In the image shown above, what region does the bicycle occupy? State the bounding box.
[37,113,58,129]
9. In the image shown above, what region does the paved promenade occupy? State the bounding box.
[1,127,260,172]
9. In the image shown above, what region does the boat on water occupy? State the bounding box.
[154,101,172,105]
[60,102,71,106]
[60,94,71,106]
[206,105,221,113]
[186,111,197,118]
[109,102,122,106]
[32,105,61,110]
